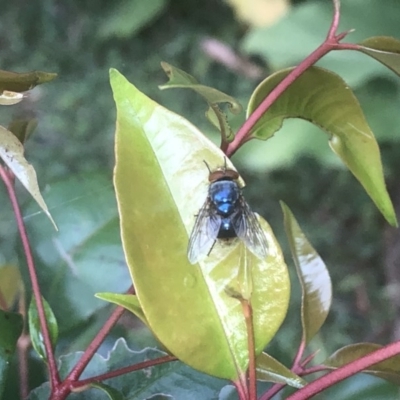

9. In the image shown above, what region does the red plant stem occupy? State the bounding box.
[300,349,320,368]
[64,287,135,383]
[242,300,256,399]
[233,377,249,400]
[287,340,400,400]
[0,166,60,389]
[53,301,130,399]
[70,355,177,390]
[327,0,340,39]
[301,365,329,376]
[259,381,284,400]
[225,0,361,158]
[292,340,306,368]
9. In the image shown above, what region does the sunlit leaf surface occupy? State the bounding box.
[247,66,397,227]
[256,352,306,388]
[0,126,57,229]
[110,69,290,380]
[281,202,332,344]
[324,343,400,385]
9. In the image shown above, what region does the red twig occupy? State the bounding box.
[287,340,400,399]
[327,0,340,39]
[292,340,306,369]
[233,375,249,400]
[52,287,135,399]
[65,287,135,382]
[70,355,177,390]
[0,165,60,390]
[242,300,256,399]
[225,0,357,157]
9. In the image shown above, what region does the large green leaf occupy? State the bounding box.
[110,69,290,380]
[324,343,400,385]
[0,310,23,398]
[0,126,57,229]
[281,202,332,344]
[247,66,397,227]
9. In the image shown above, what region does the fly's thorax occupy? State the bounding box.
[209,179,240,216]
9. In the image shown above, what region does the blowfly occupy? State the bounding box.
[187,161,268,264]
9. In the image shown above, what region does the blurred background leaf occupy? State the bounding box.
[0,0,399,398]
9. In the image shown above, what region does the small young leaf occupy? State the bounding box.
[159,62,242,113]
[159,62,242,142]
[0,70,57,92]
[247,66,397,227]
[281,202,332,344]
[0,126,57,229]
[358,36,400,77]
[95,293,147,325]
[28,296,58,361]
[256,352,306,388]
[324,343,400,385]
[0,310,23,397]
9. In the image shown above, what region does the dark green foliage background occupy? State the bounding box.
[1,0,400,398]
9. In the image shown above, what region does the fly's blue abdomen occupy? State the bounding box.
[209,180,240,216]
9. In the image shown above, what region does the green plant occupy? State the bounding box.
[1,1,400,399]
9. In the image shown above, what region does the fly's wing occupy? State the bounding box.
[231,197,268,260]
[187,199,221,264]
